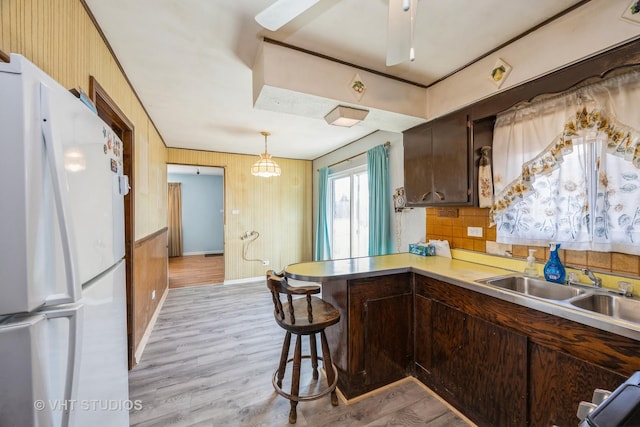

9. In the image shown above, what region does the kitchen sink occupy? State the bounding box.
[570,294,640,323]
[478,275,587,300]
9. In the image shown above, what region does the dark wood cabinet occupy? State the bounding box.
[320,267,638,425]
[414,294,432,370]
[322,273,413,399]
[403,124,432,205]
[350,274,413,390]
[414,274,636,427]
[404,110,471,206]
[402,37,640,209]
[431,302,527,427]
[415,293,527,427]
[528,342,625,427]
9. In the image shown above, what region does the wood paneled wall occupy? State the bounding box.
[0,0,167,239]
[133,228,168,361]
[168,148,313,280]
[2,0,168,365]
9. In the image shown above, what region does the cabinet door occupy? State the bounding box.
[403,124,433,205]
[529,342,626,427]
[429,301,527,427]
[363,293,413,386]
[403,110,470,206]
[348,274,413,395]
[431,112,470,204]
[414,294,432,370]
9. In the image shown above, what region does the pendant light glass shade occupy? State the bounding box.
[251,131,281,177]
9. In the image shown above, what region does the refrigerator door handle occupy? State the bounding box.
[44,305,84,427]
[118,174,130,196]
[40,83,79,305]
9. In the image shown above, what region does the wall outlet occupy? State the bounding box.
[262,260,270,266]
[151,290,156,300]
[467,226,483,237]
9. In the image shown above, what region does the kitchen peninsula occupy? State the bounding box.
[284,253,640,427]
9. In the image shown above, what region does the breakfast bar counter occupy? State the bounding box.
[284,253,640,427]
[285,253,640,341]
[285,252,509,282]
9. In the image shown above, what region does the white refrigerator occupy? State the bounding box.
[0,54,130,426]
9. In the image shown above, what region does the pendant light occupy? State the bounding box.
[251,131,281,178]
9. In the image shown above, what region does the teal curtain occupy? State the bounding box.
[314,167,331,260]
[367,145,392,256]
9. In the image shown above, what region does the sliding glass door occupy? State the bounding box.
[329,166,369,259]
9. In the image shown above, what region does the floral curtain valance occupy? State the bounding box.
[490,68,640,255]
[492,107,640,217]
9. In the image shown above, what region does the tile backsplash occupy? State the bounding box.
[425,207,640,277]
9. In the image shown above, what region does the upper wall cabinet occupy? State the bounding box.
[403,110,471,206]
[402,39,640,208]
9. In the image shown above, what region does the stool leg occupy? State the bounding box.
[320,330,338,407]
[309,333,319,380]
[277,331,291,388]
[289,334,302,424]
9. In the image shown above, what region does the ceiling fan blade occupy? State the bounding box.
[255,0,322,31]
[386,0,418,66]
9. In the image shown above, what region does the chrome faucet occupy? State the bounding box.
[581,268,602,288]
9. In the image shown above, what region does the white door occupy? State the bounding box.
[73,259,129,427]
[0,262,129,427]
[41,80,126,287]
[0,305,82,427]
[0,55,126,316]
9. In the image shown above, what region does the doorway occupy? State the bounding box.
[89,77,135,368]
[167,164,225,287]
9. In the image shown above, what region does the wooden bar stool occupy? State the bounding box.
[266,270,340,424]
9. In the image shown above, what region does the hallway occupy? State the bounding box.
[168,255,225,288]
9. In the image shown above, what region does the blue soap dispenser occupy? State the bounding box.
[544,242,566,284]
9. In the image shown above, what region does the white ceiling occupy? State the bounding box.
[83,0,586,160]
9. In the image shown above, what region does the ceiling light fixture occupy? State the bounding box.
[324,105,369,127]
[251,131,281,178]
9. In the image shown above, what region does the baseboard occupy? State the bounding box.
[223,276,264,285]
[182,250,224,256]
[134,286,168,364]
[336,376,477,426]
[410,377,478,427]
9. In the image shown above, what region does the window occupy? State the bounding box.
[494,138,593,246]
[491,69,640,256]
[328,165,369,259]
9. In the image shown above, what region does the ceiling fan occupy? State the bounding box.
[255,0,419,66]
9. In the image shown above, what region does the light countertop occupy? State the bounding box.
[285,253,510,282]
[284,253,640,342]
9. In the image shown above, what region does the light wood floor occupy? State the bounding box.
[169,255,225,288]
[128,280,474,426]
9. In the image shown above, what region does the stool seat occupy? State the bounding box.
[276,296,340,334]
[267,270,340,424]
